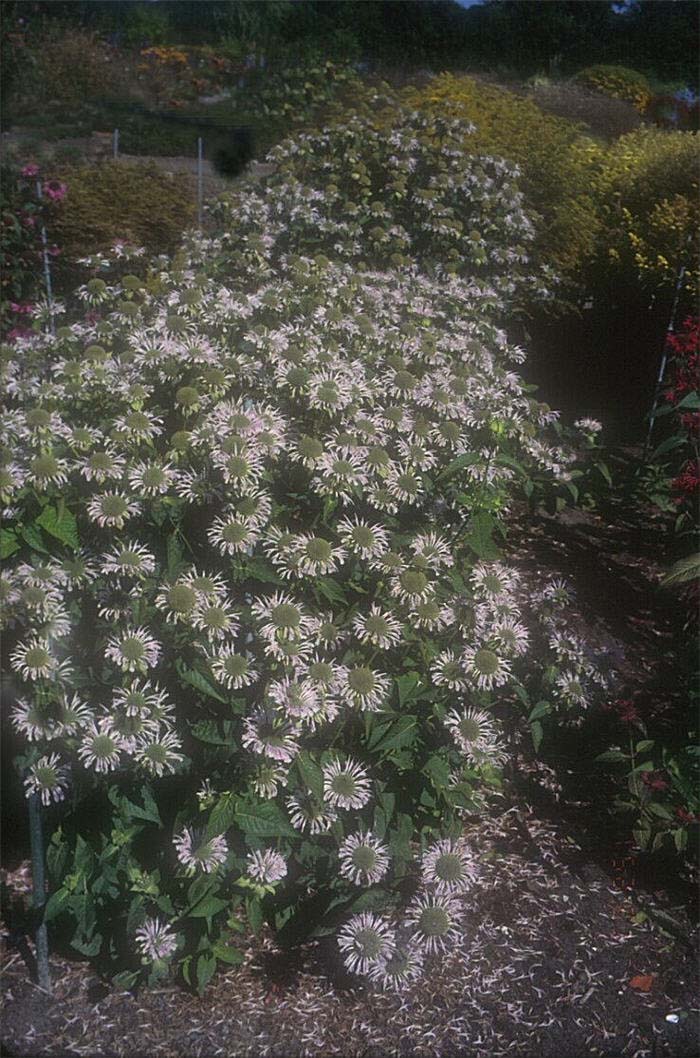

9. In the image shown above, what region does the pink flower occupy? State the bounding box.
[21,163,40,178]
[47,244,61,257]
[9,302,34,316]
[43,180,67,202]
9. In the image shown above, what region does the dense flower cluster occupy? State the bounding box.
[1,109,609,990]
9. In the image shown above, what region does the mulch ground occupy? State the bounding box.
[2,810,698,1058]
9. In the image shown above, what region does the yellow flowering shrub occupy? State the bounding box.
[399,74,605,280]
[593,127,699,294]
[573,65,652,114]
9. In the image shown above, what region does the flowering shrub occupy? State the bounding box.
[1,111,610,994]
[593,127,699,298]
[212,104,553,308]
[247,59,360,126]
[400,74,604,281]
[573,65,653,114]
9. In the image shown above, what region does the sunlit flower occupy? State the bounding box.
[337,912,395,976]
[421,838,477,894]
[323,757,372,810]
[86,491,141,529]
[352,606,402,649]
[287,790,338,834]
[23,753,69,806]
[337,516,390,560]
[174,826,228,873]
[209,646,257,689]
[100,541,156,579]
[368,937,424,990]
[242,708,299,763]
[430,649,470,691]
[246,848,287,884]
[105,627,161,672]
[77,718,125,773]
[135,917,179,961]
[461,644,512,691]
[338,830,390,886]
[406,893,461,954]
[134,729,184,776]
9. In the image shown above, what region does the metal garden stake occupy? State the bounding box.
[28,791,51,992]
[35,180,55,336]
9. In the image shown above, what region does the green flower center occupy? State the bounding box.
[434,852,463,882]
[26,408,52,429]
[223,655,248,677]
[298,436,323,459]
[439,421,460,442]
[144,743,169,764]
[351,845,378,872]
[226,455,250,478]
[350,526,374,549]
[308,661,334,685]
[473,649,499,675]
[92,734,117,758]
[236,497,258,517]
[396,472,419,494]
[222,522,248,544]
[331,459,354,477]
[35,765,59,788]
[304,538,332,563]
[354,929,382,958]
[167,585,197,612]
[364,616,392,639]
[366,446,390,467]
[482,574,505,595]
[348,667,376,694]
[121,637,146,662]
[201,606,228,629]
[418,906,451,937]
[25,646,51,669]
[22,586,47,607]
[30,454,60,479]
[101,496,128,518]
[176,386,199,407]
[393,370,417,392]
[400,570,428,595]
[119,550,143,568]
[458,717,482,742]
[271,604,301,630]
[89,452,116,472]
[125,412,151,432]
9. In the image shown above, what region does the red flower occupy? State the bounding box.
[641,771,669,792]
[675,807,698,825]
[42,179,67,202]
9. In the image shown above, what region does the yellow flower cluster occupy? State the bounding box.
[574,65,652,114]
[140,45,189,67]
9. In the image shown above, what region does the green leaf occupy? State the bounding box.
[235,799,296,838]
[395,673,424,707]
[188,895,229,919]
[166,532,186,577]
[595,748,628,763]
[368,715,418,754]
[649,434,686,460]
[207,791,238,838]
[528,700,551,722]
[190,719,238,746]
[43,887,71,922]
[179,666,228,704]
[314,577,346,605]
[465,512,501,560]
[531,720,543,752]
[423,754,451,789]
[646,802,673,820]
[439,451,480,480]
[0,528,20,559]
[295,751,324,801]
[196,952,217,995]
[635,740,655,753]
[20,523,49,554]
[245,895,263,934]
[237,556,282,585]
[595,461,613,486]
[213,942,244,966]
[676,390,700,410]
[674,828,688,853]
[35,505,79,550]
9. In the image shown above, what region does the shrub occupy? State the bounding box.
[529,80,642,141]
[1,114,609,992]
[400,74,604,284]
[591,127,699,299]
[573,64,653,114]
[12,24,129,108]
[50,161,197,275]
[214,103,554,309]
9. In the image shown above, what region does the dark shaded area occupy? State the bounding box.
[521,296,671,443]
[5,0,699,84]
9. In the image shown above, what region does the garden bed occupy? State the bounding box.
[2,810,698,1058]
